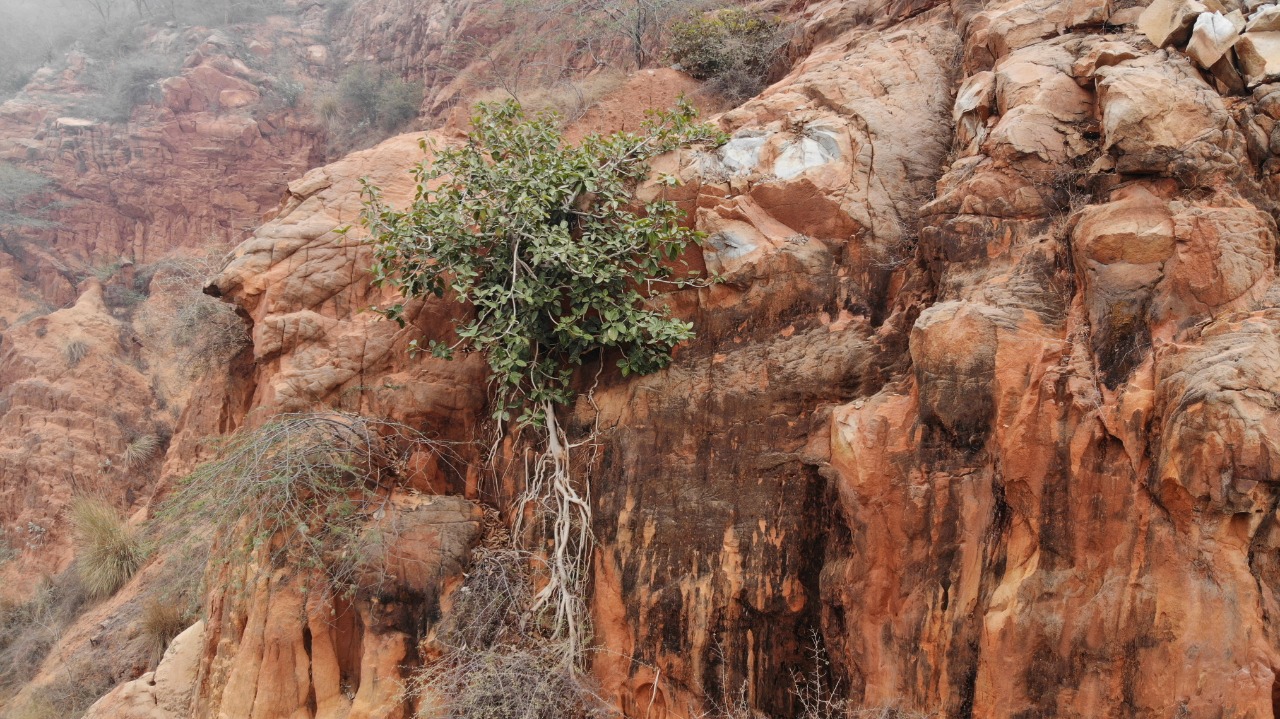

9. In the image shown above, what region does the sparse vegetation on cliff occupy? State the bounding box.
[137,252,251,378]
[159,412,452,593]
[70,497,146,598]
[316,64,424,151]
[0,164,56,231]
[0,572,90,694]
[79,52,175,122]
[669,8,788,102]
[415,549,611,719]
[364,99,723,709]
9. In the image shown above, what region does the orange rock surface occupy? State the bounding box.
[10,0,1280,717]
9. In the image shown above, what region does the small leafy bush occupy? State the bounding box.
[363,99,724,426]
[669,9,788,103]
[71,498,147,599]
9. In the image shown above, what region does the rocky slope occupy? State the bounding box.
[9,0,1280,717]
[0,1,343,595]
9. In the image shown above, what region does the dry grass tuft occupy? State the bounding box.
[140,599,190,664]
[121,434,161,469]
[62,339,90,367]
[470,71,626,127]
[70,498,146,599]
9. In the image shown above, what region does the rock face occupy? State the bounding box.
[0,24,327,300]
[14,0,1280,716]
[187,0,1280,714]
[193,494,483,719]
[0,9,332,594]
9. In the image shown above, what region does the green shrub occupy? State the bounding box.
[669,9,788,103]
[375,77,424,131]
[319,64,423,149]
[70,498,146,598]
[362,99,724,425]
[337,64,382,117]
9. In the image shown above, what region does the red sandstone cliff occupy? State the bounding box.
[7,0,1280,717]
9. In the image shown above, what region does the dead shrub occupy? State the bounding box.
[158,412,457,595]
[139,599,190,664]
[414,550,611,719]
[62,339,90,367]
[135,250,249,379]
[0,570,91,693]
[8,659,116,719]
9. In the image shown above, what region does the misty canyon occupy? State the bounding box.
[0,0,1279,717]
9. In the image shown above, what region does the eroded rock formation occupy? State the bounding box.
[10,0,1280,716]
[196,0,1280,714]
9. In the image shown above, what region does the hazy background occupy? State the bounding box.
[0,0,290,96]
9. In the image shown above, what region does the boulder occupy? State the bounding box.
[1237,31,1280,84]
[217,88,259,109]
[1138,0,1209,47]
[1210,50,1247,92]
[81,622,206,719]
[1246,2,1280,28]
[1186,12,1240,67]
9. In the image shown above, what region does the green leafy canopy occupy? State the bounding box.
[362,99,726,426]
